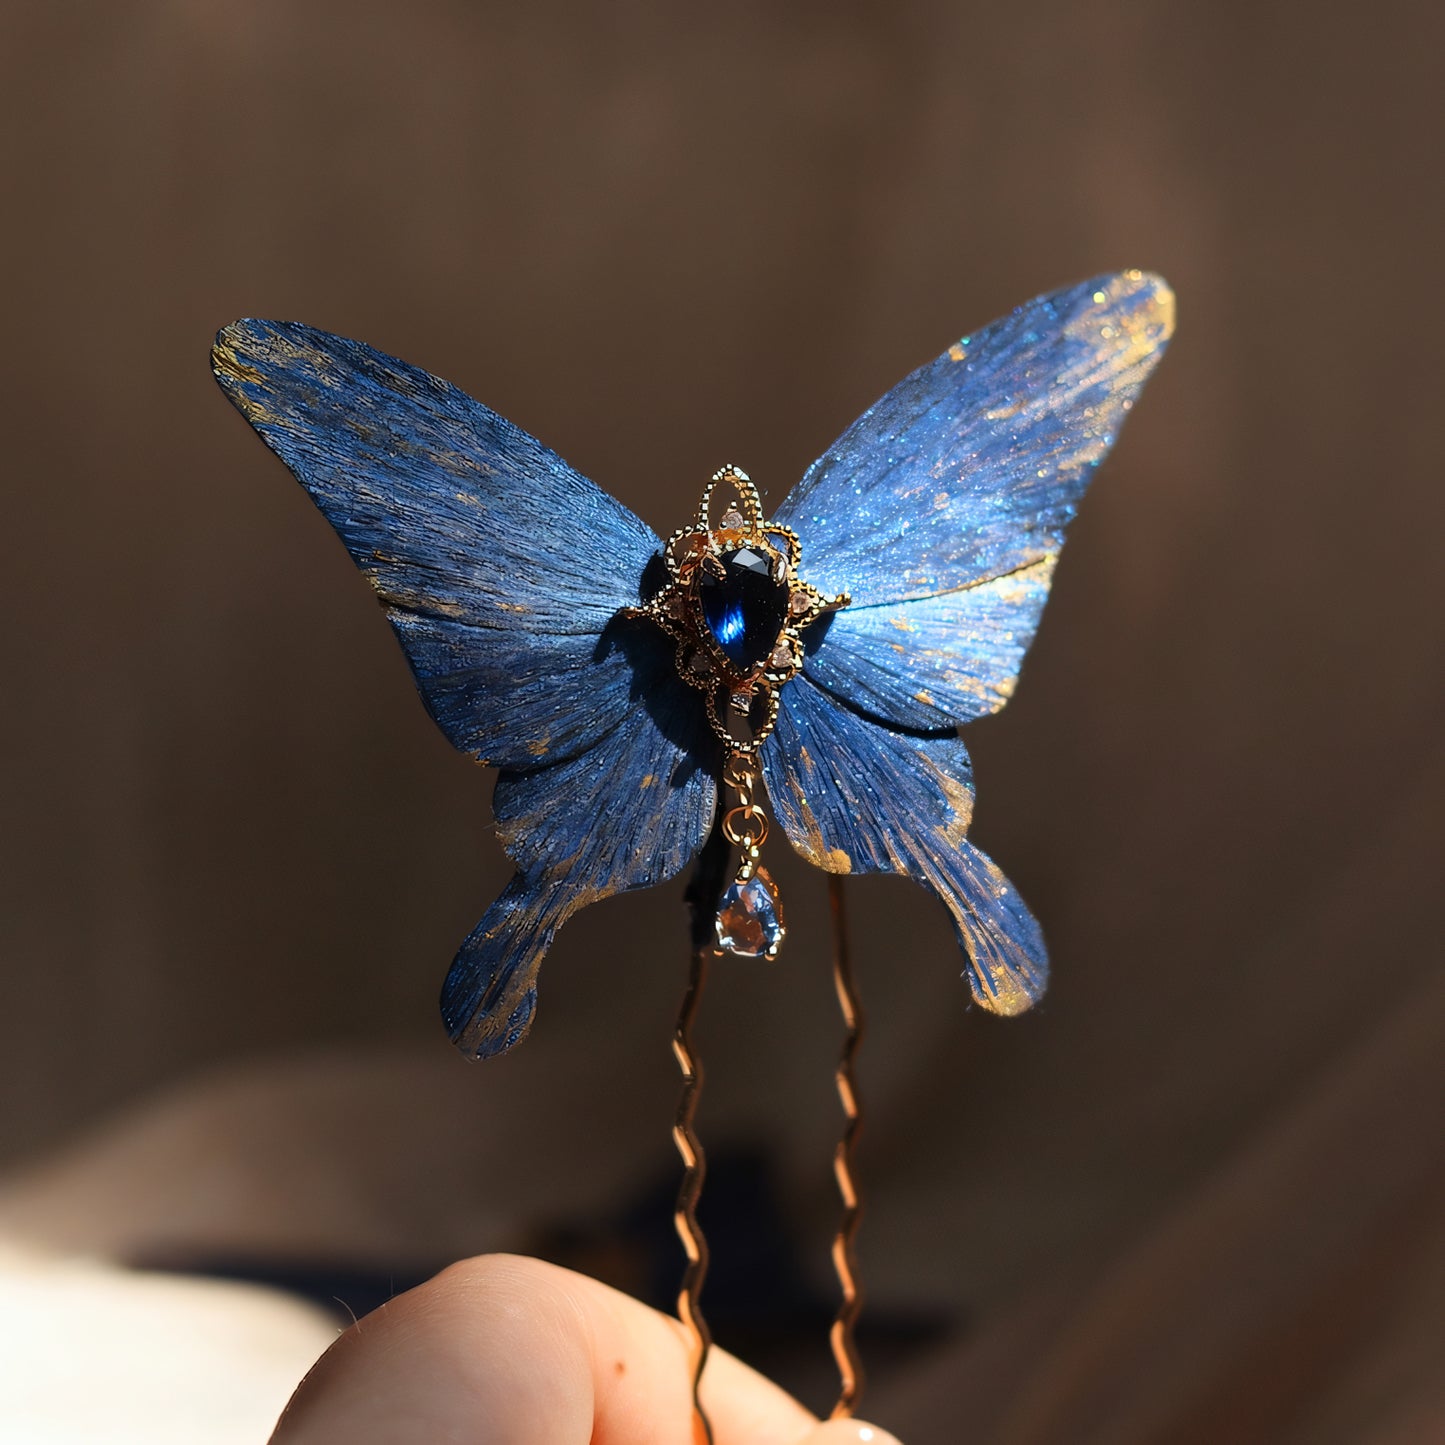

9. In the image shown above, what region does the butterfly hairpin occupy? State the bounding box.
[213,271,1172,1428]
[212,269,1172,1060]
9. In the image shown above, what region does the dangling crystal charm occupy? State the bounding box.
[715,866,785,959]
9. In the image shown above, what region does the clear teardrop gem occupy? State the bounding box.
[714,867,785,958]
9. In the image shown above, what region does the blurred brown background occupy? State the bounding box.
[1,2,1442,1442]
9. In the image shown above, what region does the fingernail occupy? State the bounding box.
[801,1420,905,1445]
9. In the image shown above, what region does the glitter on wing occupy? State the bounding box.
[762,676,1047,1016]
[212,319,660,770]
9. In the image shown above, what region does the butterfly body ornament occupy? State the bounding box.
[213,270,1174,1062]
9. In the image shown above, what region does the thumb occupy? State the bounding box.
[797,1421,905,1445]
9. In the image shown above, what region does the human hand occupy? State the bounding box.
[269,1253,902,1445]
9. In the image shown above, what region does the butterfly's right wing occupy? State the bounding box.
[213,321,717,1058]
[214,318,657,771]
[441,624,716,1058]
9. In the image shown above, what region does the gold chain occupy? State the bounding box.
[720,749,768,880]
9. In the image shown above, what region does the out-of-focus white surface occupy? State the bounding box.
[0,1247,334,1445]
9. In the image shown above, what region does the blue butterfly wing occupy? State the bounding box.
[213,321,716,1057]
[443,623,717,1058]
[760,678,1045,1014]
[798,558,1057,729]
[779,270,1174,730]
[763,272,1173,1011]
[212,319,657,769]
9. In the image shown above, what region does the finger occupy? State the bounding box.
[269,1253,817,1445]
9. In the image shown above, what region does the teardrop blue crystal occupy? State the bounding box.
[714,867,785,958]
[698,547,789,672]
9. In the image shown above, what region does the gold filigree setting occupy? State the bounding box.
[626,465,849,959]
[629,465,848,752]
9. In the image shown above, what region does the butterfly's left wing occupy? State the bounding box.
[213,321,716,1058]
[764,272,1173,1014]
[761,677,1044,1014]
[778,270,1173,730]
